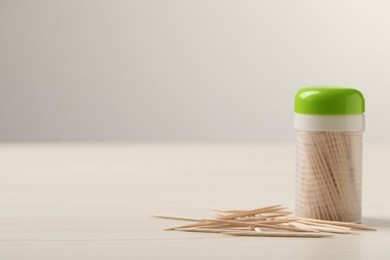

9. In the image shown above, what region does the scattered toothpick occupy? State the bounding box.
[153,204,376,238]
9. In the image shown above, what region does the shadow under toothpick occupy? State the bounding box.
[362,217,390,228]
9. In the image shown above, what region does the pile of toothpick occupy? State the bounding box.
[153,205,376,238]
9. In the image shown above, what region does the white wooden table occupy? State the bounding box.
[0,144,389,259]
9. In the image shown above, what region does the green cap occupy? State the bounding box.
[295,87,365,115]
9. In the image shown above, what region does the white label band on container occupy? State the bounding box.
[294,113,365,132]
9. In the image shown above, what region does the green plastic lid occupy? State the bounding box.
[295,87,365,115]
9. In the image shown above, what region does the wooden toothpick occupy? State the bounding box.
[153,204,377,238]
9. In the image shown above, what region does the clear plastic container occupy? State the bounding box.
[295,130,363,222]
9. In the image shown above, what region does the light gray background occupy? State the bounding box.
[1,0,389,142]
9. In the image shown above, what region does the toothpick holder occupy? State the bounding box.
[294,87,365,223]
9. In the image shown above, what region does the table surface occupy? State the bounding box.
[0,143,389,260]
